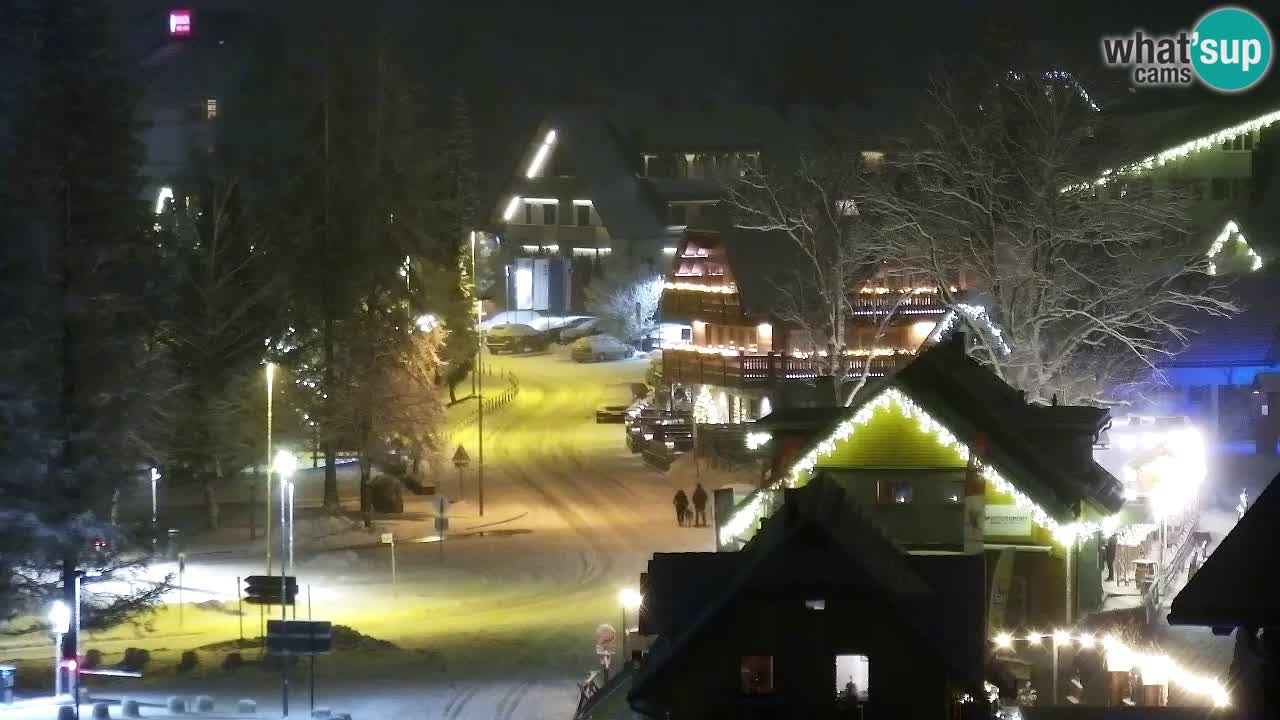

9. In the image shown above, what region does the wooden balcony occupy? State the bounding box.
[660,288,743,323]
[663,349,905,389]
[849,293,949,316]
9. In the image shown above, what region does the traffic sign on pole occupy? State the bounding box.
[452,445,470,468]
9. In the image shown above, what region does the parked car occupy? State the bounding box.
[596,404,630,424]
[551,316,598,343]
[481,310,545,331]
[571,334,635,362]
[486,324,550,354]
[557,317,600,342]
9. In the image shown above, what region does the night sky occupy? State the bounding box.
[111,0,1280,186]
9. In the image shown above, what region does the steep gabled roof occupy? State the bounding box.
[630,478,984,709]
[540,109,671,244]
[720,338,1124,548]
[719,227,808,317]
[1168,471,1280,629]
[891,340,1124,517]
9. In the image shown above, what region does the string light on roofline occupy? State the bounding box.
[716,387,1110,547]
[1063,109,1280,193]
[991,630,1229,707]
[663,281,737,294]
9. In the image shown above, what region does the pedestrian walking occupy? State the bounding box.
[1104,533,1118,582]
[692,483,708,527]
[673,489,689,527]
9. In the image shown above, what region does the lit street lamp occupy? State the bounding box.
[48,601,70,696]
[618,588,642,664]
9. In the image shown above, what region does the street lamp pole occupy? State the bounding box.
[273,448,296,718]
[472,232,485,518]
[149,467,161,539]
[266,362,275,574]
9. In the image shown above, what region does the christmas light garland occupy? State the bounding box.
[927,303,1012,356]
[1206,219,1263,275]
[663,281,738,294]
[1063,108,1280,192]
[718,387,1105,547]
[992,630,1229,707]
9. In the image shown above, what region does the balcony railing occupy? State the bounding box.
[663,349,905,389]
[661,289,741,323]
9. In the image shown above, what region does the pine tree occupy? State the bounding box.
[436,90,480,402]
[0,0,168,628]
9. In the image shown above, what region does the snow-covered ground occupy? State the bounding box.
[0,346,712,719]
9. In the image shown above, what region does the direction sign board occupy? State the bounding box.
[452,445,470,468]
[266,620,333,656]
[380,533,394,545]
[434,516,449,532]
[244,575,297,605]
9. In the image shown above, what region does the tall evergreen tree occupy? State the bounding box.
[0,0,168,627]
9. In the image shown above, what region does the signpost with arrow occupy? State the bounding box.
[434,495,450,562]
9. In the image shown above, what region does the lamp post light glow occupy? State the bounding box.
[48,600,71,696]
[619,588,642,663]
[274,449,298,589]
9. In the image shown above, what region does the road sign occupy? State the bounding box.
[244,575,298,605]
[433,495,450,518]
[380,533,393,545]
[452,445,470,468]
[594,623,617,648]
[434,516,449,532]
[266,620,333,656]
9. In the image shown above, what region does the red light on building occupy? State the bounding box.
[169,9,192,37]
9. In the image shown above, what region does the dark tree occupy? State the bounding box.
[0,0,168,628]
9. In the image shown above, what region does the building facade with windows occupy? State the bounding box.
[660,227,972,423]
[1085,97,1280,451]
[728,337,1125,628]
[491,106,783,313]
[630,477,987,720]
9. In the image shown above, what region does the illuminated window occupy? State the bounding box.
[740,656,774,695]
[169,9,192,36]
[205,98,217,119]
[877,479,913,504]
[805,598,826,610]
[834,655,870,704]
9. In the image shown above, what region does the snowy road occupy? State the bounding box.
[1,347,713,719]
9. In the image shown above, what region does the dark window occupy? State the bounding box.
[576,204,591,226]
[1211,178,1230,200]
[543,203,558,225]
[523,203,533,224]
[669,204,687,226]
[740,656,774,695]
[1233,178,1251,200]
[877,479,913,504]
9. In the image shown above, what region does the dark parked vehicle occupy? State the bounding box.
[549,316,597,343]
[625,409,694,453]
[486,324,550,354]
[596,405,630,424]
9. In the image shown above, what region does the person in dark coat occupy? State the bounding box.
[673,489,689,527]
[691,483,709,527]
[1105,533,1119,581]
